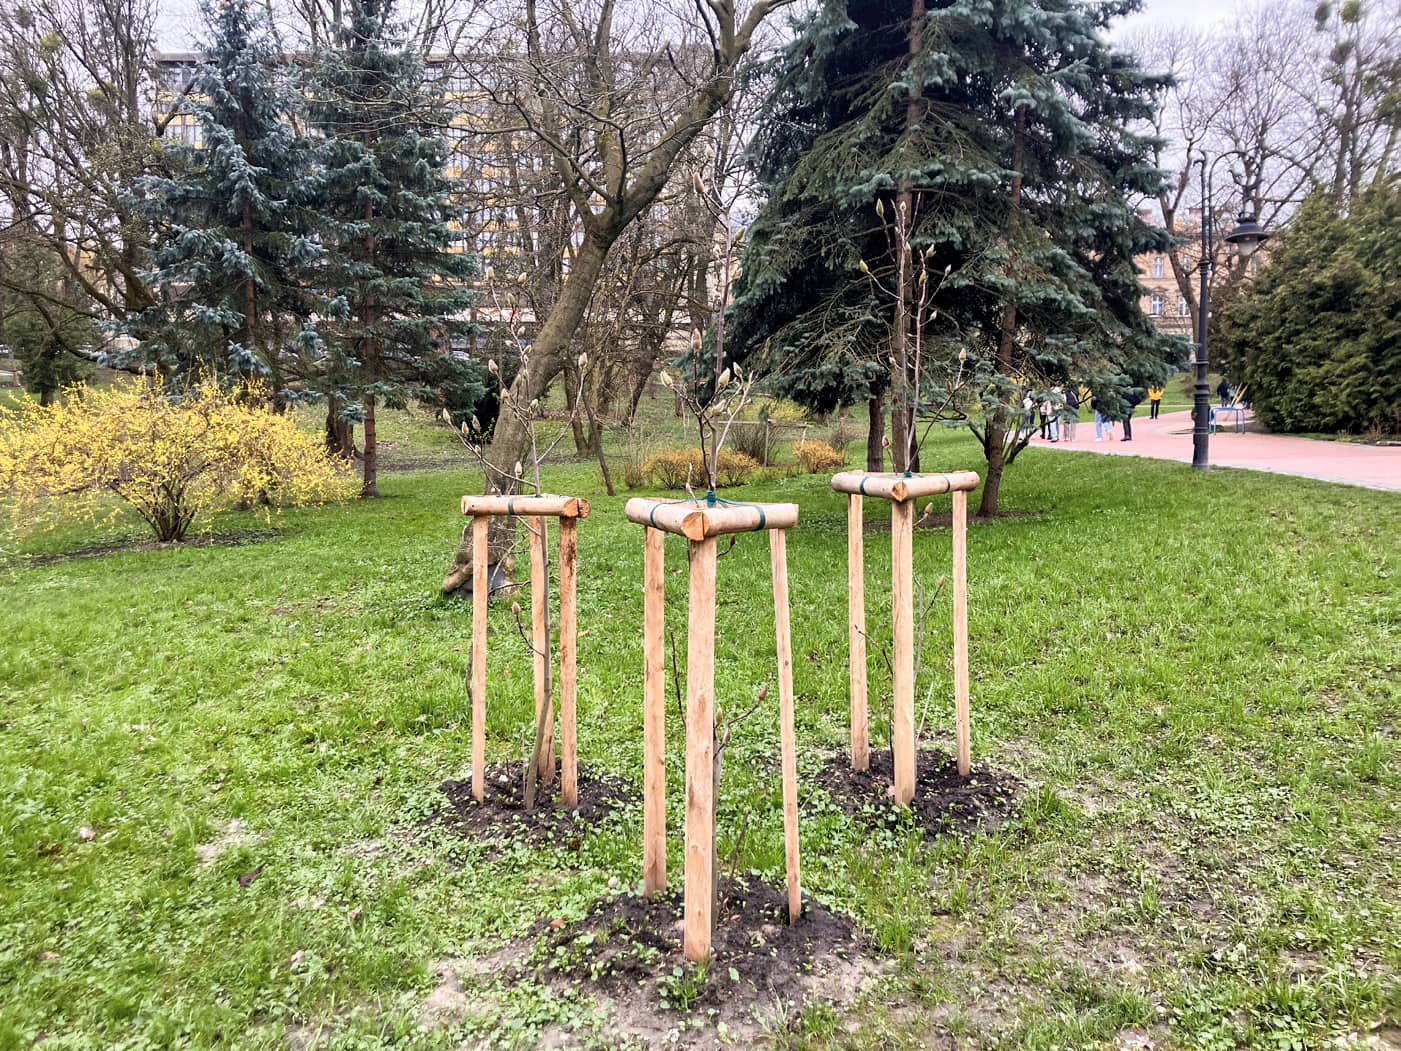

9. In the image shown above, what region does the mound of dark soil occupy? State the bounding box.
[518,878,876,1047]
[433,759,635,848]
[817,748,1022,837]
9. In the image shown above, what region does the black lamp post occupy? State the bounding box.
[1191,154,1272,470]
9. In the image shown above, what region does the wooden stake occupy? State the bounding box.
[847,494,868,772]
[684,536,717,962]
[953,488,971,777]
[530,517,554,782]
[770,529,802,925]
[891,497,915,806]
[559,517,579,808]
[470,515,488,804]
[643,527,666,897]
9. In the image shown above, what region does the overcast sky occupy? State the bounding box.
[1112,0,1245,36]
[156,0,1257,51]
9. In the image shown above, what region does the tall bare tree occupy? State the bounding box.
[0,0,162,336]
[457,0,794,499]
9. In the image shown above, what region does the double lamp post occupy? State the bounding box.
[1191,151,1272,470]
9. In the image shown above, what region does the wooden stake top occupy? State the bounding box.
[460,494,591,518]
[830,470,980,503]
[624,497,799,541]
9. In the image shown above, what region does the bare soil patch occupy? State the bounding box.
[515,878,878,1047]
[432,759,636,848]
[816,748,1022,837]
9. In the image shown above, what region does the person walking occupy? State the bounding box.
[1148,384,1164,419]
[1062,385,1079,441]
[1092,394,1113,441]
[1041,392,1060,442]
[1021,392,1037,440]
[1121,391,1142,442]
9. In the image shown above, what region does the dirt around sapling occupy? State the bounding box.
[517,877,877,1046]
[817,748,1022,837]
[433,759,636,848]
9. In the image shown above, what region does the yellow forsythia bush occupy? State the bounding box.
[792,439,846,474]
[0,377,353,541]
[639,448,760,490]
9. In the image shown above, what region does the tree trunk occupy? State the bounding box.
[482,232,612,491]
[978,106,1026,517]
[362,394,378,498]
[563,351,589,456]
[866,392,885,472]
[325,396,357,458]
[978,435,1004,517]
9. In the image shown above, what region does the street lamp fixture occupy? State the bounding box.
[1224,214,1270,259]
[1190,158,1272,471]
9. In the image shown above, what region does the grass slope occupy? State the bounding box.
[0,412,1397,1049]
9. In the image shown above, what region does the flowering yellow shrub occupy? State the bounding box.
[792,439,846,474]
[0,377,353,541]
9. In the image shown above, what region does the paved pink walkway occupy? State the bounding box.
[1030,409,1401,491]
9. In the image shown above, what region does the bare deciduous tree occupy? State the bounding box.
[0,0,162,337]
[457,0,795,497]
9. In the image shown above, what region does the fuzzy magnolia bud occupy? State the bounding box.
[691,171,706,195]
[513,460,524,478]
[511,601,522,619]
[460,422,470,436]
[944,263,953,275]
[484,265,496,283]
[959,347,968,362]
[858,259,870,274]
[470,414,481,432]
[507,292,518,308]
[716,367,732,389]
[577,352,588,369]
[440,408,452,425]
[690,329,703,350]
[529,398,540,412]
[516,271,529,286]
[658,369,674,389]
[875,198,885,219]
[487,359,499,375]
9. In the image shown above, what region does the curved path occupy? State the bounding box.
[1030,409,1401,491]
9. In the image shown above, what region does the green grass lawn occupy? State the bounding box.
[1,405,1397,1049]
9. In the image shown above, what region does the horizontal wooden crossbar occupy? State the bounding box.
[830,470,980,502]
[460,494,590,518]
[624,498,799,540]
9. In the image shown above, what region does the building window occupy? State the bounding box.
[1150,295,1164,316]
[1152,255,1165,278]
[1178,295,1190,316]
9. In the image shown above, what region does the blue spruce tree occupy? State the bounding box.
[307,0,481,497]
[730,0,1184,512]
[128,0,320,399]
